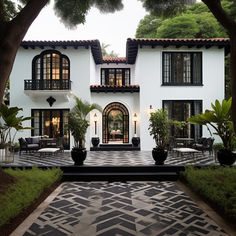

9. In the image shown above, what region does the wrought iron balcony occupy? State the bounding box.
[24,79,71,90]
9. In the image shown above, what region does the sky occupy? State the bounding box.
[24,0,148,57]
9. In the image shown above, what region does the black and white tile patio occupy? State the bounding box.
[22,181,227,236]
[1,151,217,166]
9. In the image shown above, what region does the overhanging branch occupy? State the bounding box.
[202,0,236,34]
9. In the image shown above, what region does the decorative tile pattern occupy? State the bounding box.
[1,151,217,167]
[23,182,227,236]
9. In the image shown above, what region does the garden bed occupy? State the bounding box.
[0,167,62,235]
[181,165,236,224]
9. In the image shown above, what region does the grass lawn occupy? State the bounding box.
[0,167,62,228]
[181,165,236,222]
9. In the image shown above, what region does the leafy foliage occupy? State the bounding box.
[0,167,62,227]
[139,0,196,18]
[68,96,102,148]
[188,98,235,150]
[136,15,163,38]
[54,0,123,28]
[101,43,119,57]
[136,1,233,39]
[149,109,171,149]
[156,12,227,38]
[0,104,32,147]
[181,165,236,222]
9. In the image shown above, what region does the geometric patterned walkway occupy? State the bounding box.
[1,151,217,167]
[22,182,227,236]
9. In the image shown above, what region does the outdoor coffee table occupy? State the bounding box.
[173,148,200,160]
[38,148,60,157]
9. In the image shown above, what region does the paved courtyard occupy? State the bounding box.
[14,181,227,236]
[1,151,217,167]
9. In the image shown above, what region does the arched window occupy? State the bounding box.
[32,50,70,90]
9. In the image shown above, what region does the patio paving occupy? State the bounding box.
[14,181,227,236]
[0,150,217,167]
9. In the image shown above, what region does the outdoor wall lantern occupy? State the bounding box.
[133,113,138,135]
[132,113,140,147]
[149,105,154,115]
[94,113,98,135]
[91,113,100,148]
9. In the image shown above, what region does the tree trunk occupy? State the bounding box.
[0,0,48,105]
[230,34,236,133]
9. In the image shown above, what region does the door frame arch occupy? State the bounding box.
[102,102,129,143]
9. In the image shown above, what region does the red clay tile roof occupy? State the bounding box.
[103,57,126,63]
[21,40,103,64]
[126,38,230,64]
[127,38,229,43]
[91,85,139,88]
[21,38,230,65]
[90,84,139,92]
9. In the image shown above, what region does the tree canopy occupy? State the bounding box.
[136,1,234,38]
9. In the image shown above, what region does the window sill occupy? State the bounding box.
[161,84,203,86]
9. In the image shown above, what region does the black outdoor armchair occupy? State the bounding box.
[18,137,41,155]
[193,137,215,155]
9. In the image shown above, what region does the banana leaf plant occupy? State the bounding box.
[188,98,234,151]
[68,97,102,149]
[0,103,32,148]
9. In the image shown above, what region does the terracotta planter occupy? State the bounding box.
[152,148,168,165]
[91,137,100,147]
[71,147,87,165]
[217,149,236,166]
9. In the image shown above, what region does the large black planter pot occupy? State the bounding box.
[152,148,168,165]
[217,149,236,166]
[132,137,140,147]
[91,137,100,147]
[71,147,87,165]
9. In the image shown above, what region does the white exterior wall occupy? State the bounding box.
[10,46,93,149]
[136,46,225,150]
[90,93,140,146]
[9,43,225,151]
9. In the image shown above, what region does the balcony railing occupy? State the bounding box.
[24,79,71,90]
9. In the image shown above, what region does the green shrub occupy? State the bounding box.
[181,166,236,221]
[0,167,62,227]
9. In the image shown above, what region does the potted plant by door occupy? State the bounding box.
[68,97,102,165]
[188,98,235,166]
[149,109,170,165]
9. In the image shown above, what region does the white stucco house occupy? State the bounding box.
[9,38,229,150]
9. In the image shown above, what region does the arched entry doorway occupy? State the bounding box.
[103,102,129,143]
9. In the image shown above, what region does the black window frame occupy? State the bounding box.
[100,68,130,86]
[31,50,70,90]
[162,100,202,140]
[162,52,202,86]
[31,109,70,149]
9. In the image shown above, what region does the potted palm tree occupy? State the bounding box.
[188,98,235,166]
[149,109,171,165]
[68,97,102,165]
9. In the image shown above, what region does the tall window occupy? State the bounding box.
[163,52,202,85]
[101,68,130,86]
[32,50,70,90]
[163,100,202,140]
[32,109,70,149]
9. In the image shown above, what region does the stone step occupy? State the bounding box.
[62,172,179,181]
[91,143,140,151]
